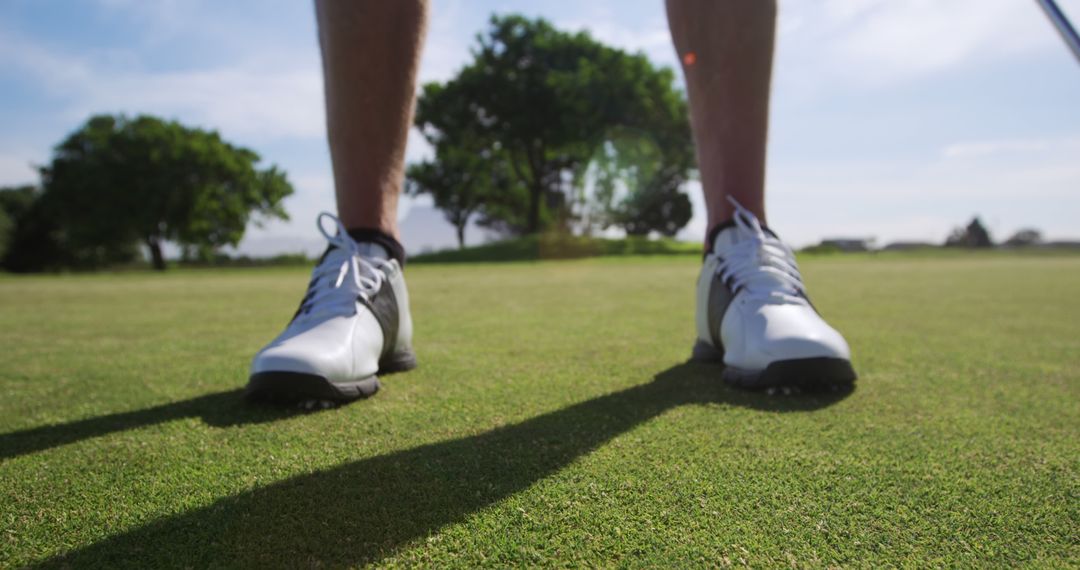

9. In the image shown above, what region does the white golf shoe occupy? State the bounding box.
[247,213,415,404]
[692,198,855,390]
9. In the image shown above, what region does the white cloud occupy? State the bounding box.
[554,0,1076,93]
[404,127,434,165]
[834,1,1043,76]
[941,138,1054,159]
[931,137,1080,194]
[78,68,325,141]
[559,19,675,69]
[0,31,94,89]
[0,151,43,187]
[778,13,805,36]
[1,0,503,146]
[91,0,191,39]
[420,0,473,83]
[777,0,1075,93]
[767,134,1080,245]
[0,26,324,144]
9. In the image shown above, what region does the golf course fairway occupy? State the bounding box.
[1,252,1077,567]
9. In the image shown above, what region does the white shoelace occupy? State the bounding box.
[293,213,389,323]
[713,197,808,305]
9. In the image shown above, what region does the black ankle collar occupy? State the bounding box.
[319,227,407,266]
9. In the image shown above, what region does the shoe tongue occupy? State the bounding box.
[355,241,389,261]
[712,222,799,295]
[711,221,780,256]
[319,241,389,264]
[711,224,743,255]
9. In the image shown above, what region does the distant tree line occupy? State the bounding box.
[944,217,1044,248]
[804,216,1054,254]
[407,15,695,248]
[0,115,293,272]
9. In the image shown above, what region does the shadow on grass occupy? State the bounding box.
[30,362,851,568]
[0,390,297,461]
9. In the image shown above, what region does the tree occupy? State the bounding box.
[414,15,694,237]
[0,208,11,262]
[0,188,18,262]
[1004,228,1042,247]
[615,176,693,237]
[577,131,693,236]
[945,217,993,248]
[39,114,293,270]
[0,185,77,272]
[407,144,492,249]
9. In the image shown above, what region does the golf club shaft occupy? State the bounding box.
[1036,0,1080,63]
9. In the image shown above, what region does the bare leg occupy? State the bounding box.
[315,0,429,239]
[666,0,776,230]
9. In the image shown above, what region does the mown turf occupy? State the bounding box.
[410,233,702,264]
[1,254,1077,568]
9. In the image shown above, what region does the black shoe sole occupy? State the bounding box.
[692,340,856,391]
[245,350,418,405]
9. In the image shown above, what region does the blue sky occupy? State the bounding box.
[1,0,1078,255]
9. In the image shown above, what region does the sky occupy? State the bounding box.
[1,0,1078,255]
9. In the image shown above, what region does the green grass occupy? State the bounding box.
[410,233,702,263]
[1,254,1077,568]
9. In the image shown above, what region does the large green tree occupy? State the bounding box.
[413,15,694,237]
[40,114,293,270]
